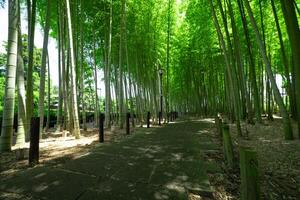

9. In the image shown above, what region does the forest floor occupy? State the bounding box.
[0,119,218,200]
[225,116,300,200]
[0,117,299,200]
[0,122,130,178]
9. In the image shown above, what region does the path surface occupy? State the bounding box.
[0,119,219,200]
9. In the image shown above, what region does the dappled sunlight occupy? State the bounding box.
[33,183,49,192]
[154,191,170,200]
[34,172,46,179]
[194,118,215,124]
[258,138,272,143]
[196,129,210,135]
[171,153,183,161]
[273,115,283,119]
[73,152,91,159]
[145,153,155,159]
[1,119,215,199]
[153,174,211,200]
[165,181,186,193]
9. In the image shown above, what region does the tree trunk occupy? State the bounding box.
[80,0,87,131]
[38,0,51,136]
[227,0,253,124]
[92,27,98,128]
[16,12,26,148]
[56,2,63,131]
[280,0,300,138]
[0,0,19,152]
[271,0,295,120]
[66,0,81,138]
[211,0,242,136]
[61,13,69,131]
[243,0,293,140]
[45,51,51,131]
[118,0,126,129]
[25,0,36,141]
[105,0,112,128]
[237,0,262,123]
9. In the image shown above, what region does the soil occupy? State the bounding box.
[0,123,130,179]
[210,116,300,200]
[1,118,299,199]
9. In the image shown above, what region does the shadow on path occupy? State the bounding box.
[0,119,218,200]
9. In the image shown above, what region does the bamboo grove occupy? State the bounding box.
[1,0,300,152]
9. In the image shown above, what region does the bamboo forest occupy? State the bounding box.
[1,0,300,199]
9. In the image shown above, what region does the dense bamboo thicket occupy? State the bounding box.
[1,0,300,152]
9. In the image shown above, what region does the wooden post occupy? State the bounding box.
[0,117,2,136]
[126,112,130,135]
[99,113,104,143]
[215,116,222,137]
[240,147,260,200]
[132,113,135,127]
[222,123,234,168]
[147,111,150,128]
[158,111,162,125]
[29,117,40,166]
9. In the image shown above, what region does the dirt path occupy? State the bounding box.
[0,119,218,200]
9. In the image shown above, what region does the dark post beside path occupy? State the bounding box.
[215,115,222,137]
[159,112,162,126]
[29,117,40,166]
[126,112,130,135]
[0,117,2,136]
[99,113,105,143]
[158,69,163,126]
[171,111,174,122]
[147,111,150,128]
[240,147,260,200]
[222,123,234,168]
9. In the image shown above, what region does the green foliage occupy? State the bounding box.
[0,35,43,116]
[2,0,296,119]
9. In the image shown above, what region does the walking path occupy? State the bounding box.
[0,119,219,200]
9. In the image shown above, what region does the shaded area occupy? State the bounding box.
[0,119,219,200]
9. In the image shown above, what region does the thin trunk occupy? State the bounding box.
[56,2,63,131]
[212,0,242,136]
[237,0,262,123]
[271,0,294,119]
[227,0,253,123]
[92,27,98,128]
[66,0,81,138]
[25,0,36,140]
[0,0,19,152]
[62,12,69,131]
[166,0,171,121]
[280,0,300,138]
[80,0,87,131]
[16,11,26,148]
[243,0,293,140]
[105,0,112,128]
[46,51,51,131]
[118,0,126,129]
[38,0,51,135]
[67,46,74,133]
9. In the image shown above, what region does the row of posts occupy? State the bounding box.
[215,116,260,200]
[28,111,178,166]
